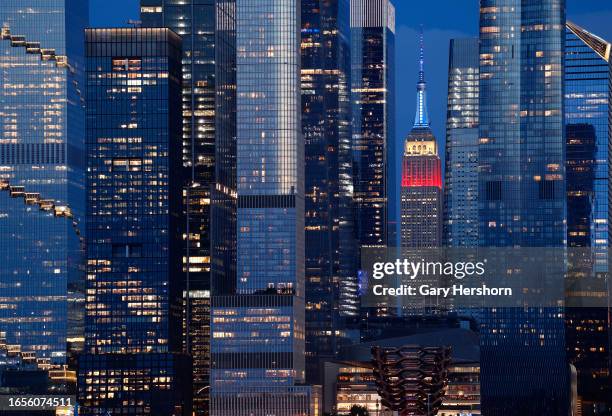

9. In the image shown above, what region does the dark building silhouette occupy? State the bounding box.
[350,0,396,249]
[140,3,217,412]
[567,124,597,248]
[565,21,612,416]
[79,28,191,415]
[301,0,359,385]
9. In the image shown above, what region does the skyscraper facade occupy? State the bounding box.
[564,21,612,415]
[350,0,396,249]
[210,0,317,414]
[478,1,568,414]
[400,34,442,249]
[565,22,609,260]
[301,0,358,385]
[210,0,237,298]
[140,4,215,411]
[79,28,192,415]
[0,0,89,364]
[140,1,215,281]
[443,38,479,247]
[400,140,442,248]
[479,2,566,247]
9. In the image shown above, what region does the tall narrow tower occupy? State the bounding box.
[140,3,217,411]
[400,31,442,248]
[443,38,479,247]
[301,0,358,385]
[477,1,568,414]
[210,0,317,414]
[351,0,396,249]
[80,28,192,415]
[564,21,612,414]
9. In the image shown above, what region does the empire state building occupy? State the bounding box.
[400,31,442,248]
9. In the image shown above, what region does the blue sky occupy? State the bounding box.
[90,0,612,152]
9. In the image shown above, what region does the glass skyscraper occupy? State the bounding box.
[0,0,88,365]
[400,33,442,249]
[478,1,568,414]
[210,0,317,414]
[79,28,192,415]
[140,1,215,281]
[140,2,216,413]
[564,21,612,415]
[565,22,609,261]
[443,38,479,247]
[211,0,237,298]
[350,0,396,249]
[301,0,358,385]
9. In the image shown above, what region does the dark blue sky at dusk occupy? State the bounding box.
[90,0,612,154]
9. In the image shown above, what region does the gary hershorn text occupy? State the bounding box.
[371,284,512,298]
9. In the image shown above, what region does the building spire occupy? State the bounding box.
[414,26,430,128]
[419,26,425,82]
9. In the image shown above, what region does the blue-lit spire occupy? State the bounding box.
[414,27,430,128]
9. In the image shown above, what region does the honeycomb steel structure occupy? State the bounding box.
[371,345,451,416]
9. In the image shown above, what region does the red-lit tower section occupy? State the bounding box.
[400,30,442,248]
[401,133,442,248]
[402,145,442,189]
